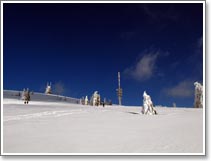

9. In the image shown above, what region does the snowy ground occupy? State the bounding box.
[3,98,203,154]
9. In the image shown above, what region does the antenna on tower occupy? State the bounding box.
[118,72,120,88]
[116,72,123,105]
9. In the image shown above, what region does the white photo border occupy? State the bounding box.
[0,0,206,156]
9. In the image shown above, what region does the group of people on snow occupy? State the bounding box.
[21,88,30,104]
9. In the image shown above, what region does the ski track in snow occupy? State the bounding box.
[3,109,89,122]
[3,106,185,122]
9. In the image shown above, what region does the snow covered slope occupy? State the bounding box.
[3,90,80,104]
[2,91,204,154]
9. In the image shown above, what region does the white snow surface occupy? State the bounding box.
[3,98,203,154]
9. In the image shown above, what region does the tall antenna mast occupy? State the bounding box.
[118,72,120,89]
[116,72,123,105]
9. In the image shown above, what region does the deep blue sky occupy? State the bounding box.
[3,3,203,107]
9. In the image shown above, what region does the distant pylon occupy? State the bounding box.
[116,72,123,105]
